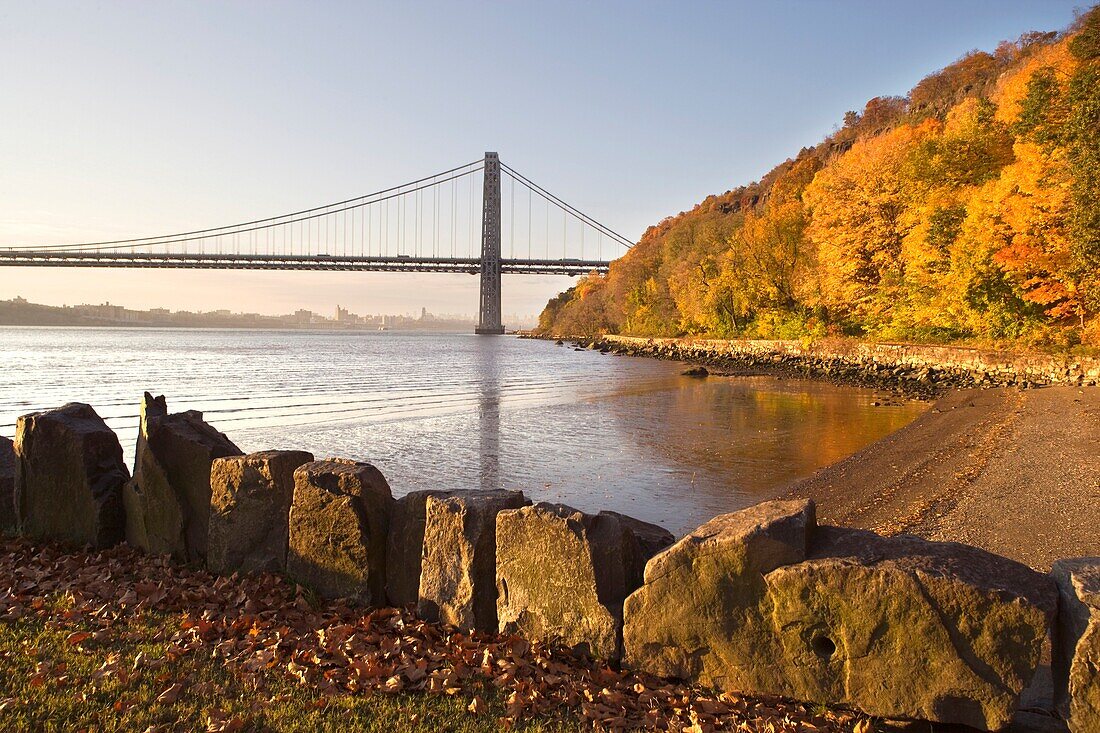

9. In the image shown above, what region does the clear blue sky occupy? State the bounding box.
[0,0,1086,321]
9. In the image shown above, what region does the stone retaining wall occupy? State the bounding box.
[601,335,1100,389]
[3,396,1098,731]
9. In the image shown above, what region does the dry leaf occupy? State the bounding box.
[155,683,183,705]
[0,534,871,733]
[65,631,92,646]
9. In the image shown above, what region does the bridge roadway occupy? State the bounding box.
[0,251,611,276]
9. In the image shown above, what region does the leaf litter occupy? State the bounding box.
[0,536,870,731]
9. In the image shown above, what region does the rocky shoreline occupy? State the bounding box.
[537,334,1100,400]
[3,394,1099,731]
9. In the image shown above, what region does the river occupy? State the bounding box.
[0,327,925,535]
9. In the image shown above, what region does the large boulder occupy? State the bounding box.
[418,490,528,631]
[207,450,314,576]
[496,503,673,661]
[624,499,815,682]
[124,393,242,561]
[0,436,14,535]
[766,528,1055,731]
[13,403,129,548]
[623,499,1055,731]
[386,490,457,607]
[286,459,394,604]
[1052,557,1100,733]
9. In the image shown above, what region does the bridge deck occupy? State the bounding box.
[0,252,610,276]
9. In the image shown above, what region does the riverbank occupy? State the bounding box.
[5,383,1088,730]
[555,335,1100,571]
[784,385,1100,571]
[573,335,1100,399]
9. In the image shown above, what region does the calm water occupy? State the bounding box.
[0,327,925,535]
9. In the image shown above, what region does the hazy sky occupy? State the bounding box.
[0,0,1085,320]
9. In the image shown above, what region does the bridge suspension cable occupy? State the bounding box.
[2,154,634,270]
[17,159,486,253]
[499,163,633,250]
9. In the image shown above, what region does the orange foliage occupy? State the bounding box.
[539,10,1098,347]
[994,42,1076,124]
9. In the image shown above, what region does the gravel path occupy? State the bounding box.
[786,385,1100,571]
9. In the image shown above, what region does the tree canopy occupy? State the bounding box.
[539,6,1100,349]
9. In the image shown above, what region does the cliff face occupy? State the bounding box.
[539,7,1100,349]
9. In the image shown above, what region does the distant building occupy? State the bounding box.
[76,302,127,320]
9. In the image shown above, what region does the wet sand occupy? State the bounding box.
[785,386,1100,571]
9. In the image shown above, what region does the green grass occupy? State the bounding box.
[0,609,579,732]
[0,537,866,732]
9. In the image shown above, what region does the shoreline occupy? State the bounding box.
[785,385,1100,572]
[4,339,1094,730]
[546,334,1100,571]
[0,322,478,333]
[531,333,1100,400]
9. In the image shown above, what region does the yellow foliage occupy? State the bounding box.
[994,40,1076,124]
[803,123,935,326]
[537,13,1097,346]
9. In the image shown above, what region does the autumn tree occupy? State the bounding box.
[1065,6,1100,334]
[803,123,935,334]
[536,6,1099,345]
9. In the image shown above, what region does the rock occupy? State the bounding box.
[764,528,1055,731]
[122,394,170,553]
[286,459,394,603]
[0,436,14,535]
[610,510,676,561]
[623,499,815,683]
[207,450,314,575]
[124,393,242,562]
[418,490,528,631]
[1052,557,1100,733]
[386,490,457,607]
[624,500,1054,731]
[680,366,709,377]
[13,403,128,548]
[496,503,673,661]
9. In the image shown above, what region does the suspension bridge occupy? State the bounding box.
[0,153,633,334]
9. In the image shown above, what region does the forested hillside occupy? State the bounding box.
[538,7,1100,348]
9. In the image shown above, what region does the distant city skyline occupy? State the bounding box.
[2,294,539,323]
[0,1,1084,316]
[0,294,542,329]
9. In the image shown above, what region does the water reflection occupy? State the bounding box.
[0,328,927,536]
[476,339,501,492]
[474,371,928,533]
[603,376,918,513]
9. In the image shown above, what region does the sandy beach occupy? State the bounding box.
[786,386,1100,571]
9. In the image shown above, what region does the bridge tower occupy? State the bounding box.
[476,152,504,334]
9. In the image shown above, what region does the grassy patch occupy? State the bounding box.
[0,609,576,732]
[0,537,866,732]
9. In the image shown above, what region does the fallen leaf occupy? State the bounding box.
[155,683,183,706]
[65,631,92,646]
